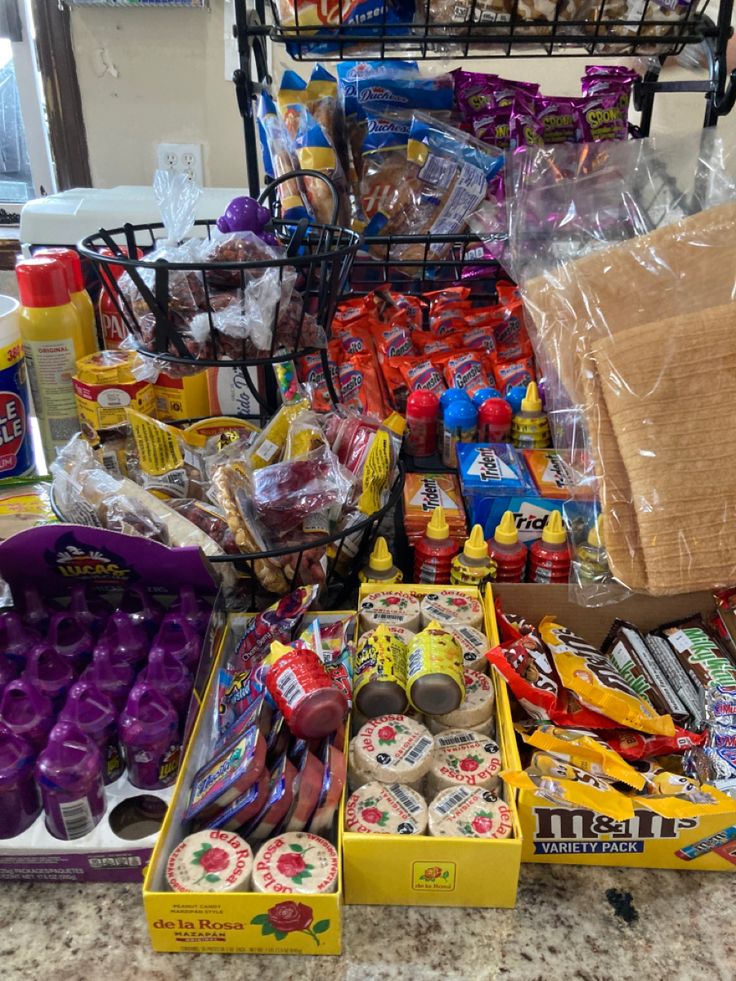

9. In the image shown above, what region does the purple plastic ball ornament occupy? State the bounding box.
[216,196,271,235]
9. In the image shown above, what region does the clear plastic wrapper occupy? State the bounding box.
[507,131,736,602]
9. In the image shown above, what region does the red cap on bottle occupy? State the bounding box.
[99,247,141,281]
[16,258,71,308]
[406,389,440,420]
[34,248,85,293]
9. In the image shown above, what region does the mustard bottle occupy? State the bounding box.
[359,536,403,584]
[511,381,551,450]
[576,515,610,584]
[16,257,88,464]
[450,524,493,587]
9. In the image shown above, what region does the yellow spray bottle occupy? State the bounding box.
[576,514,610,584]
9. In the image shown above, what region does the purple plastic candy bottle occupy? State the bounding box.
[23,643,75,710]
[0,611,39,669]
[150,612,201,672]
[172,585,210,635]
[98,611,148,670]
[0,651,19,692]
[47,612,95,673]
[138,648,193,721]
[18,585,57,634]
[0,678,54,749]
[82,645,135,712]
[35,721,106,840]
[118,684,181,790]
[0,722,41,838]
[69,584,111,637]
[119,585,164,638]
[60,679,124,785]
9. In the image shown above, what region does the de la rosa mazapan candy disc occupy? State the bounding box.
[428,786,512,839]
[352,714,434,784]
[252,831,338,894]
[166,829,253,893]
[429,728,503,796]
[345,781,428,835]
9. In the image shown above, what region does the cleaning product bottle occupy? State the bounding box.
[0,294,35,478]
[60,679,123,785]
[47,612,95,674]
[359,536,403,584]
[15,257,88,464]
[527,511,572,583]
[118,683,181,790]
[98,611,149,670]
[171,585,210,635]
[487,511,528,583]
[0,611,39,670]
[149,613,201,672]
[119,584,164,638]
[0,723,41,838]
[138,648,194,720]
[35,720,106,840]
[511,382,551,450]
[576,514,610,584]
[35,248,98,356]
[82,645,135,712]
[0,678,55,749]
[69,584,111,638]
[450,524,493,587]
[413,506,460,585]
[22,643,75,711]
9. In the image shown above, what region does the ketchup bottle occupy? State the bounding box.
[487,511,527,583]
[413,506,460,585]
[527,511,572,583]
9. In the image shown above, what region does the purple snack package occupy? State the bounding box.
[535,97,583,145]
[577,92,628,143]
[510,100,545,149]
[472,106,513,151]
[0,611,40,670]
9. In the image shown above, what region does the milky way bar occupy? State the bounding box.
[643,633,704,730]
[601,620,689,726]
[659,615,736,696]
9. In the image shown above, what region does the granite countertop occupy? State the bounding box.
[2,865,733,980]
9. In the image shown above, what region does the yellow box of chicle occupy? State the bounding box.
[342,583,523,908]
[143,611,349,955]
[491,584,736,872]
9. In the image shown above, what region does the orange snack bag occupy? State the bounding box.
[444,351,492,400]
[337,353,388,420]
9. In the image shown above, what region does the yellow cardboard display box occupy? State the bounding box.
[491,584,736,872]
[342,583,523,908]
[143,612,349,955]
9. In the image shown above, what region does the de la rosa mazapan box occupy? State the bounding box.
[143,611,349,956]
[341,583,522,909]
[491,583,736,871]
[0,525,220,883]
[456,444,596,544]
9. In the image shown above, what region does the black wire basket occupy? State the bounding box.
[265,0,711,59]
[76,173,359,410]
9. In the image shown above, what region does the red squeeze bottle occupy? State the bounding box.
[527,511,572,583]
[487,511,527,583]
[413,506,460,585]
[405,390,439,458]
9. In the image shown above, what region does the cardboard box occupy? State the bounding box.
[491,583,736,871]
[342,583,523,908]
[0,525,219,883]
[143,611,350,955]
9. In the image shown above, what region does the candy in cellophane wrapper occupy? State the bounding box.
[300,617,356,710]
[233,586,320,673]
[519,724,646,789]
[502,753,636,822]
[328,410,400,515]
[360,111,413,228]
[539,616,675,736]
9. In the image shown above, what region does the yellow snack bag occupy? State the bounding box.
[502,766,635,822]
[539,616,675,737]
[632,762,736,818]
[246,397,309,470]
[519,724,646,790]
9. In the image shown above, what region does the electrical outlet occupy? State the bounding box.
[155,143,204,186]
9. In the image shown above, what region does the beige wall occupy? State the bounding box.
[70,0,734,189]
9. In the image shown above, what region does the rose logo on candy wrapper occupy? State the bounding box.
[251,902,330,946]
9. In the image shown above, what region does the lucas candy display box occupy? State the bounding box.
[0,525,219,883]
[491,584,736,871]
[143,610,349,956]
[342,583,522,908]
[457,444,596,545]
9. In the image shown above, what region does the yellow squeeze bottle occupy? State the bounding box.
[576,514,610,584]
[35,248,98,357]
[511,381,551,450]
[450,524,493,587]
[16,257,89,464]
[359,536,403,584]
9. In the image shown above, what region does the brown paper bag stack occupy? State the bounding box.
[524,202,736,595]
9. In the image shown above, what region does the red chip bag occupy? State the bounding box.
[426,286,471,311]
[492,355,535,395]
[444,351,492,400]
[298,346,342,413]
[604,728,706,761]
[369,321,415,358]
[494,301,533,361]
[332,319,374,357]
[399,358,446,396]
[496,281,520,306]
[337,353,388,420]
[463,325,497,355]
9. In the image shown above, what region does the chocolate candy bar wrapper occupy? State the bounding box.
[605,726,705,761]
[539,617,675,737]
[644,632,705,729]
[713,587,736,657]
[518,724,646,790]
[601,619,690,727]
[659,614,736,688]
[501,764,635,822]
[630,760,735,819]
